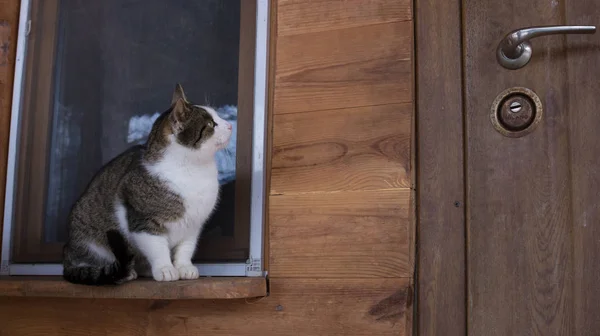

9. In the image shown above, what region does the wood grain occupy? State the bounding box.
[408,89,416,283]
[0,276,266,300]
[274,21,412,114]
[271,104,411,194]
[414,0,466,334]
[277,0,411,36]
[566,2,600,335]
[0,278,411,336]
[0,0,20,247]
[464,1,573,335]
[269,189,410,278]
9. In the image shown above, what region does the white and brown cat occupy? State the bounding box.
[63,84,232,285]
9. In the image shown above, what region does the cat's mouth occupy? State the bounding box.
[215,140,228,149]
[216,135,232,149]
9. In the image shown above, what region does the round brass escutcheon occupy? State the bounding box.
[490,87,543,138]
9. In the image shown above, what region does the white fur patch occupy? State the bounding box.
[146,144,220,248]
[144,105,232,249]
[87,241,116,263]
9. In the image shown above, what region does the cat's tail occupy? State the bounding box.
[63,230,133,286]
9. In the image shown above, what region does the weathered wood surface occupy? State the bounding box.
[269,189,411,278]
[0,276,267,300]
[0,278,412,336]
[414,0,466,334]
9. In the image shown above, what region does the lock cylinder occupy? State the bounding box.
[490,87,543,138]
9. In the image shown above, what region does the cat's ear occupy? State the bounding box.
[170,98,187,134]
[171,83,188,105]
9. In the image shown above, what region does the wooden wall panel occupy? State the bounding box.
[269,0,414,280]
[277,0,411,36]
[0,278,412,336]
[267,0,414,333]
[415,0,466,334]
[271,103,411,193]
[273,21,412,114]
[269,189,410,278]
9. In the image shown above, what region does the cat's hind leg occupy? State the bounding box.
[63,235,134,286]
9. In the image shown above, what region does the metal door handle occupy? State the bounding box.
[497,25,596,70]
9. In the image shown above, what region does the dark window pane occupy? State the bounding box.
[40,0,246,262]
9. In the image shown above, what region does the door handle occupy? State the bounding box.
[496,25,596,70]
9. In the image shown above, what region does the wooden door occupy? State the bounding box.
[464,0,600,335]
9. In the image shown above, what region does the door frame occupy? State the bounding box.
[415,0,467,334]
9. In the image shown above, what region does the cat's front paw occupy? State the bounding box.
[176,264,199,280]
[152,265,180,281]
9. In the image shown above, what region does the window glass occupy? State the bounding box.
[14,0,249,263]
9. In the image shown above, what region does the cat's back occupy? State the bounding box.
[85,145,144,191]
[71,145,144,215]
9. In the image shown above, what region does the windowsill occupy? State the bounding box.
[0,276,267,300]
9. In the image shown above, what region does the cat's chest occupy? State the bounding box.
[150,160,219,225]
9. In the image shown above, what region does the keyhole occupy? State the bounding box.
[509,101,522,113]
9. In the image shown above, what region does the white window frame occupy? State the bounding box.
[1,0,269,278]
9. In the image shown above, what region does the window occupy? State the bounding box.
[1,0,268,277]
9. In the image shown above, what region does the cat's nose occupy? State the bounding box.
[226,123,232,130]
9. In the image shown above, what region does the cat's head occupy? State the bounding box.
[162,83,233,155]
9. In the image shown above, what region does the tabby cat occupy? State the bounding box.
[63,84,232,285]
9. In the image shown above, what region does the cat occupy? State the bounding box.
[62,83,232,285]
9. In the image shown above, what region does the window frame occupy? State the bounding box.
[1,0,269,277]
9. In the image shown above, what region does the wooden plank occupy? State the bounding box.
[0,0,20,246]
[269,189,410,278]
[567,3,600,335]
[0,278,411,336]
[407,60,416,296]
[271,104,411,194]
[0,276,267,300]
[464,1,573,335]
[415,0,466,334]
[277,0,411,36]
[274,21,412,114]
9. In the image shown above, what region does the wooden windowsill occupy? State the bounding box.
[0,276,267,300]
